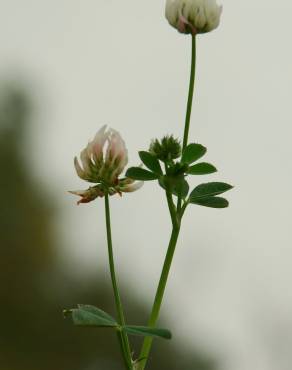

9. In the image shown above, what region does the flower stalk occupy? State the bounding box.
[104,194,133,369]
[183,35,197,150]
[178,34,196,214]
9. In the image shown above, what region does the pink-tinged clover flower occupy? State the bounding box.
[70,126,143,204]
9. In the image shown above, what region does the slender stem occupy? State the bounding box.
[182,35,197,150]
[180,200,189,219]
[138,191,180,370]
[178,35,197,212]
[138,225,180,370]
[104,194,132,369]
[166,189,179,229]
[117,334,131,370]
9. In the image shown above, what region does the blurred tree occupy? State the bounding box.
[0,83,217,370]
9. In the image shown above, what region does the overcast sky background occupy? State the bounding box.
[1,1,292,370]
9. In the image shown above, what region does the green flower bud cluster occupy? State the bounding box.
[149,135,181,162]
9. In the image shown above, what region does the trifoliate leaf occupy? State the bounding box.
[190,182,233,200]
[181,144,207,164]
[159,176,189,198]
[126,167,159,181]
[187,162,217,175]
[123,325,172,340]
[64,305,117,327]
[173,178,189,198]
[189,196,229,208]
[139,151,163,175]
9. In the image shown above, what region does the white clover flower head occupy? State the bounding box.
[70,126,142,204]
[73,125,128,184]
[165,0,222,35]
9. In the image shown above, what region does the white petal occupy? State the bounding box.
[80,148,93,176]
[68,189,88,196]
[106,129,128,169]
[92,125,109,160]
[74,157,87,180]
[122,181,144,193]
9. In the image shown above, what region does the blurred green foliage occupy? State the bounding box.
[0,84,217,370]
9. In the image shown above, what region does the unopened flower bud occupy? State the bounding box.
[149,135,181,162]
[165,0,222,35]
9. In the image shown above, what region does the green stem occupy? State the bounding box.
[182,35,197,150]
[117,334,131,370]
[104,194,132,369]
[178,35,197,212]
[138,194,180,370]
[166,189,179,229]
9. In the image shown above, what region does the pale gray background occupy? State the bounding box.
[1,1,292,370]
